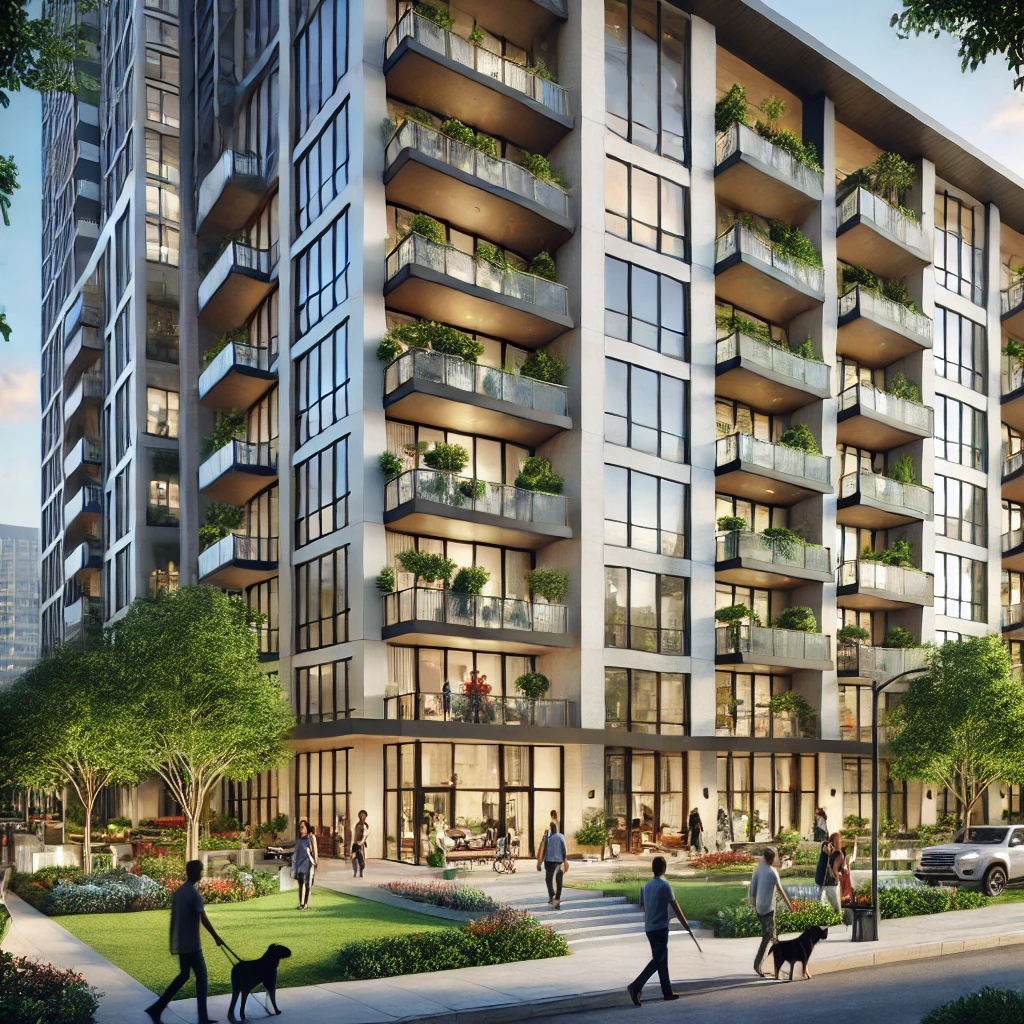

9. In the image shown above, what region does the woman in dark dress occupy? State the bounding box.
[687,808,704,854]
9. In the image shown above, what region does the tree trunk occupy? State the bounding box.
[82,785,97,873]
[184,807,201,862]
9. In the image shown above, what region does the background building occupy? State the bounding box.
[37,0,1024,850]
[0,525,40,688]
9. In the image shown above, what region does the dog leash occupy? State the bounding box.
[218,942,242,965]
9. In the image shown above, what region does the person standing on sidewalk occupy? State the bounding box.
[748,847,793,978]
[145,859,224,1024]
[627,855,691,1006]
[351,809,369,877]
[536,820,568,907]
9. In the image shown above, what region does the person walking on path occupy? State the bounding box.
[291,819,318,909]
[687,808,704,855]
[536,820,568,907]
[814,807,829,841]
[815,836,836,906]
[627,855,691,1006]
[748,847,793,978]
[145,859,224,1024]
[351,809,369,877]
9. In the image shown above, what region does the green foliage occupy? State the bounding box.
[790,336,816,359]
[377,335,401,363]
[384,320,484,363]
[716,307,774,344]
[424,847,448,868]
[715,83,749,133]
[837,624,871,643]
[199,501,245,550]
[888,453,919,484]
[0,154,18,226]
[888,370,922,404]
[778,423,820,454]
[575,808,610,847]
[889,635,1024,825]
[882,626,917,648]
[468,23,485,44]
[757,94,786,130]
[475,241,508,270]
[376,565,396,593]
[439,117,474,145]
[717,515,748,532]
[842,264,877,289]
[514,456,563,495]
[525,568,569,602]
[0,904,8,945]
[514,671,550,701]
[457,478,486,499]
[772,606,818,632]
[528,251,557,280]
[767,221,823,267]
[450,566,490,596]
[760,525,804,557]
[922,987,1024,1024]
[519,350,568,385]
[406,213,446,245]
[844,814,869,832]
[773,827,802,856]
[201,326,249,371]
[873,883,989,919]
[861,537,915,568]
[200,410,245,458]
[0,950,100,1024]
[712,900,840,938]
[422,442,469,474]
[768,691,816,724]
[866,150,917,207]
[413,3,453,29]
[526,59,557,82]
[379,451,404,480]
[397,550,457,585]
[715,603,758,626]
[518,150,570,189]
[879,277,919,309]
[1004,337,1024,365]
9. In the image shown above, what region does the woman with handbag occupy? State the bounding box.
[291,819,318,910]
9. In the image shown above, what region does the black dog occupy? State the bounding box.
[771,926,828,980]
[227,944,292,1020]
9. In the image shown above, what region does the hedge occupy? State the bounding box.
[712,900,842,938]
[873,884,989,919]
[0,951,99,1024]
[922,987,1024,1024]
[0,903,9,945]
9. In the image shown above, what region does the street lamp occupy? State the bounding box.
[868,666,927,941]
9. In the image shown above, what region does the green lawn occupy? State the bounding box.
[570,879,750,922]
[56,889,454,997]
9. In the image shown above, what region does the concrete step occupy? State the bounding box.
[539,909,644,930]
[505,894,629,910]
[531,904,640,923]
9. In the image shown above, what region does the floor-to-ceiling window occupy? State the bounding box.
[605,749,686,852]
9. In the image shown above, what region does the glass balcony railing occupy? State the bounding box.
[838,560,933,603]
[838,285,933,344]
[1002,281,1024,317]
[837,643,928,678]
[715,123,824,196]
[716,530,831,575]
[716,332,829,392]
[1002,353,1024,397]
[838,471,933,517]
[386,232,569,317]
[715,223,825,294]
[385,468,568,526]
[715,624,831,663]
[199,533,279,579]
[1003,603,1024,630]
[1004,447,1024,478]
[201,340,273,383]
[199,439,277,489]
[384,692,579,727]
[385,10,571,118]
[385,119,570,219]
[837,186,926,252]
[838,382,933,434]
[716,432,831,485]
[383,586,568,635]
[1004,526,1024,553]
[384,349,568,417]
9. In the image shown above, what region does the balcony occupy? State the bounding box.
[385,692,579,729]
[199,341,277,410]
[836,187,930,278]
[64,539,102,582]
[146,503,180,527]
[64,485,102,541]
[715,530,833,588]
[384,469,570,549]
[74,179,100,222]
[384,350,570,446]
[198,440,277,505]
[837,285,933,368]
[382,586,571,655]
[64,594,101,638]
[384,11,572,153]
[63,437,102,484]
[715,433,832,505]
[450,0,566,49]
[1004,525,1024,572]
[837,470,933,529]
[198,242,275,333]
[63,324,103,386]
[197,150,269,236]
[714,123,824,223]
[199,534,279,590]
[714,224,825,323]
[63,373,104,436]
[837,644,928,680]
[1003,448,1024,503]
[384,233,572,347]
[384,119,573,255]
[715,624,833,671]
[715,332,830,413]
[837,383,933,450]
[837,561,934,610]
[1001,281,1024,336]
[63,292,103,339]
[1002,355,1024,433]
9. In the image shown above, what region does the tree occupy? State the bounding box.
[889,635,1024,826]
[0,644,150,869]
[108,586,295,860]
[891,2,1024,90]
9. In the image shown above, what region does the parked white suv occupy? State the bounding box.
[915,825,1024,896]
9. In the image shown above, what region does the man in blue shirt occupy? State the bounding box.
[536,821,568,907]
[627,856,691,1006]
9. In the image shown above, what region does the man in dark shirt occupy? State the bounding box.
[146,859,224,1024]
[627,856,691,1006]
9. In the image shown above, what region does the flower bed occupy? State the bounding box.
[712,899,841,938]
[0,951,99,1024]
[381,879,497,913]
[689,851,755,872]
[336,906,569,979]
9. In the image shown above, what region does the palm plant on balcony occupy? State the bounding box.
[778,423,820,454]
[200,410,245,458]
[840,151,917,220]
[772,606,818,632]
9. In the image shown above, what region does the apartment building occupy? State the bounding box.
[39,0,1024,853]
[0,525,41,688]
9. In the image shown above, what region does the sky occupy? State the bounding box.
[0,0,1023,531]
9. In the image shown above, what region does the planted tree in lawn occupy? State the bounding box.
[0,644,150,869]
[888,635,1024,828]
[109,586,294,861]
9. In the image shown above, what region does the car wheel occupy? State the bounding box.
[983,865,1008,897]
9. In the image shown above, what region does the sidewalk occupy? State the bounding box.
[7,865,1024,1024]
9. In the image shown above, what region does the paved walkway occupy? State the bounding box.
[7,862,1024,1024]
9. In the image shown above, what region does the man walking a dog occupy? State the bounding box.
[749,847,793,977]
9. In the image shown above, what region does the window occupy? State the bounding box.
[605,157,686,258]
[116,212,131,298]
[296,547,349,650]
[114,466,131,540]
[115,543,132,610]
[223,769,278,828]
[296,99,349,233]
[604,465,686,556]
[295,748,350,840]
[843,757,906,825]
[145,47,179,84]
[145,131,179,183]
[935,396,985,470]
[387,646,536,705]
[146,301,178,364]
[605,668,687,734]
[839,686,900,743]
[714,495,787,534]
[604,0,687,161]
[935,190,983,304]
[934,306,985,393]
[605,358,687,462]
[605,566,687,654]
[115,381,131,460]
[936,475,987,546]
[717,752,816,840]
[144,15,178,46]
[295,436,349,546]
[295,659,351,722]
[604,256,686,358]
[247,577,278,655]
[146,387,179,437]
[147,450,179,526]
[146,85,179,127]
[295,320,348,444]
[1005,500,1024,550]
[295,0,349,136]
[295,208,349,335]
[716,673,804,738]
[935,552,985,621]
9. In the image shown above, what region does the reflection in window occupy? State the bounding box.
[295,436,349,547]
[295,0,349,136]
[604,358,687,462]
[295,659,351,722]
[936,552,985,621]
[146,387,179,437]
[296,99,349,233]
[295,320,348,444]
[934,306,985,393]
[605,668,687,734]
[934,190,983,304]
[605,255,686,358]
[295,546,349,650]
[295,208,349,335]
[605,566,687,654]
[935,474,986,546]
[934,395,985,470]
[605,157,686,258]
[604,465,687,556]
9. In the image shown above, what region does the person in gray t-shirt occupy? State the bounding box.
[627,856,693,1006]
[536,822,569,907]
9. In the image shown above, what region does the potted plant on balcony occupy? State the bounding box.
[422,442,470,504]
[200,410,245,458]
[715,604,758,650]
[520,349,568,387]
[716,515,747,533]
[777,423,820,454]
[523,568,568,631]
[449,566,489,622]
[475,241,508,291]
[396,550,457,589]
[199,502,244,550]
[768,691,817,738]
[379,450,404,481]
[514,456,563,515]
[772,606,818,632]
[881,626,918,649]
[760,525,803,559]
[514,670,550,725]
[376,566,395,593]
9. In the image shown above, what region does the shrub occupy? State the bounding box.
[843,815,869,832]
[376,565,396,593]
[715,603,757,625]
[8,867,81,907]
[773,828,802,856]
[525,568,569,602]
[385,321,484,362]
[791,336,816,359]
[713,900,841,938]
[422,442,469,474]
[520,350,568,385]
[475,242,507,270]
[922,987,1024,1024]
[425,847,447,868]
[413,3,453,29]
[888,370,922,404]
[439,118,474,146]
[514,671,550,700]
[450,566,490,595]
[137,854,186,884]
[0,904,9,945]
[773,606,818,633]
[0,951,100,1024]
[471,134,498,158]
[39,881,136,916]
[406,213,446,245]
[397,549,457,585]
[383,880,497,912]
[842,264,877,289]
[518,151,570,188]
[468,23,484,44]
[767,221,822,268]
[690,851,755,871]
[716,515,748,532]
[871,884,989,919]
[760,525,804,557]
[768,692,816,726]
[200,409,245,458]
[403,106,433,126]
[888,453,918,484]
[377,335,401,363]
[515,456,563,494]
[528,251,557,281]
[457,478,486,499]
[379,451,404,480]
[778,423,820,454]
[717,307,774,344]
[574,808,610,847]
[879,277,918,309]
[715,83,749,133]
[837,624,870,643]
[882,626,917,648]
[198,836,241,850]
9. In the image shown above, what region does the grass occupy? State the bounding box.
[55,888,454,997]
[569,879,750,922]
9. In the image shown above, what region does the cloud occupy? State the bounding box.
[0,366,40,423]
[984,96,1024,132]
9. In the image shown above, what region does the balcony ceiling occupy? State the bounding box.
[715,156,821,225]
[1004,302,1024,337]
[381,620,572,655]
[715,463,832,507]
[836,311,930,369]
[384,500,571,550]
[199,463,277,505]
[1004,468,1024,505]
[199,364,277,411]
[715,560,834,590]
[836,404,931,451]
[714,362,827,415]
[198,265,274,334]
[714,257,823,323]
[836,499,927,531]
[836,220,930,280]
[715,650,834,672]
[454,0,566,50]
[200,560,278,590]
[1002,389,1024,435]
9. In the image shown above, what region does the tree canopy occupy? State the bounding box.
[888,634,1024,825]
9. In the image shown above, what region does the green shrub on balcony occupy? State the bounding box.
[518,150,570,190]
[440,118,475,146]
[768,691,817,726]
[199,502,244,550]
[520,349,568,385]
[716,604,758,625]
[887,453,920,485]
[778,423,820,454]
[767,220,823,268]
[528,251,557,281]
[882,626,917,649]
[525,58,557,83]
[200,410,245,458]
[861,538,915,569]
[377,335,402,363]
[1005,338,1024,366]
[515,457,563,495]
[376,566,396,593]
[468,23,484,45]
[451,566,490,595]
[716,515,748,532]
[715,306,774,346]
[887,370,923,405]
[471,133,498,158]
[790,336,817,360]
[837,624,871,644]
[772,606,818,632]
[422,442,469,474]
[379,451,404,480]
[760,526,807,557]
[715,83,749,134]
[515,671,550,700]
[397,550,457,585]
[841,265,921,313]
[525,568,568,602]
[475,241,509,270]
[458,478,486,499]
[406,213,446,245]
[414,2,453,29]
[201,326,249,371]
[840,152,917,220]
[714,85,820,170]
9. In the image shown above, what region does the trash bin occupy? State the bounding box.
[850,905,876,941]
